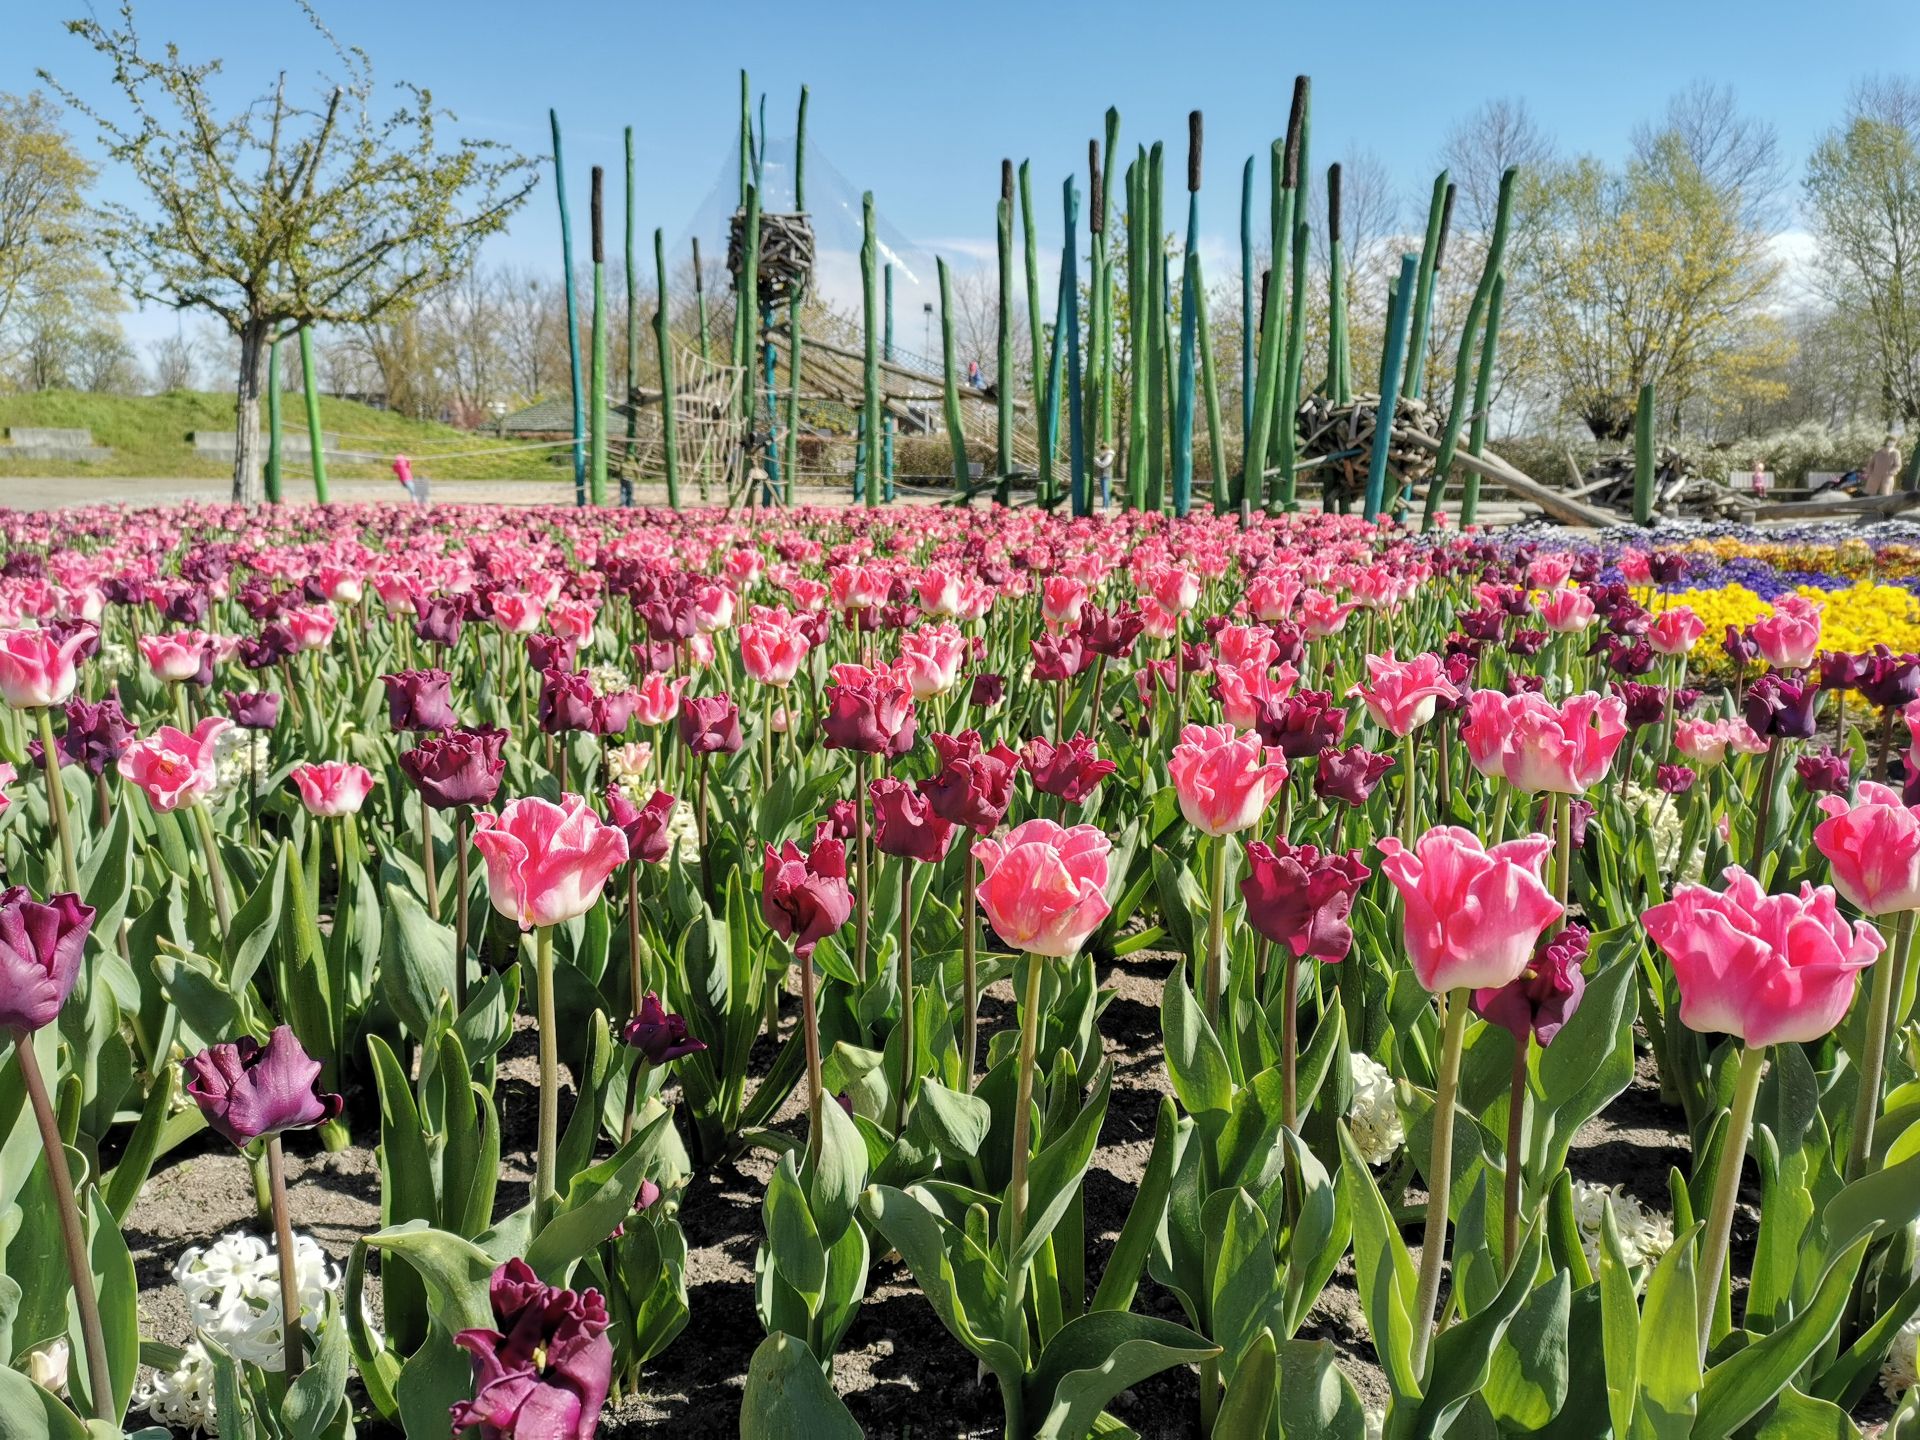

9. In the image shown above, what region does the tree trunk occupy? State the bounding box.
[231,320,270,505]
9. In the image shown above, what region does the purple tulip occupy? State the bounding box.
[621,993,707,1064]
[1312,744,1395,805]
[1473,925,1589,1046]
[537,669,598,735]
[181,1026,343,1146]
[604,787,675,865]
[55,696,135,774]
[869,777,957,863]
[0,888,94,1034]
[677,693,743,755]
[380,668,457,733]
[223,690,282,731]
[450,1259,613,1440]
[414,597,465,649]
[399,726,508,810]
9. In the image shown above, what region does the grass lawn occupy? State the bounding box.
[0,389,571,481]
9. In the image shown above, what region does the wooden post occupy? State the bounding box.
[1364,254,1420,520]
[692,238,710,362]
[1426,167,1519,529]
[1124,155,1146,510]
[623,128,638,507]
[588,165,609,507]
[265,334,282,505]
[1144,142,1167,512]
[298,326,328,504]
[1020,161,1047,498]
[550,110,586,506]
[1404,173,1452,400]
[1239,155,1256,453]
[1459,271,1505,528]
[653,228,681,509]
[996,160,1015,486]
[1327,163,1351,405]
[1195,253,1226,509]
[882,263,895,501]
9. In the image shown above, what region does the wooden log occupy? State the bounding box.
[1760,491,1920,521]
[1399,426,1625,528]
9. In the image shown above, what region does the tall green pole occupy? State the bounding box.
[1404,174,1453,400]
[734,71,751,383]
[653,228,681,509]
[1239,154,1255,450]
[1088,139,1107,506]
[861,191,880,509]
[1194,254,1226,509]
[1062,177,1086,516]
[995,160,1015,487]
[692,239,710,363]
[1099,110,1121,501]
[1172,113,1202,518]
[1428,167,1519,526]
[783,85,808,501]
[298,326,328,504]
[1459,271,1504,529]
[588,166,609,507]
[883,263,896,502]
[1019,161,1047,498]
[550,109,586,507]
[938,257,969,486]
[1327,163,1352,405]
[1276,217,1310,511]
[1364,255,1420,520]
[1633,381,1657,525]
[1124,156,1146,510]
[1042,245,1069,510]
[265,335,282,504]
[1145,142,1167,512]
[623,129,638,507]
[1266,80,1308,511]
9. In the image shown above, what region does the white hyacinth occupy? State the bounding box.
[136,1340,220,1436]
[173,1230,337,1371]
[1885,1314,1920,1403]
[666,798,701,865]
[587,662,632,697]
[1571,1181,1675,1272]
[1346,1052,1404,1166]
[210,726,272,801]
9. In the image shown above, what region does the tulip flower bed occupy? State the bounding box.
[5,501,1920,1439]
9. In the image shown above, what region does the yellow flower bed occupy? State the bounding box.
[1638,582,1920,669]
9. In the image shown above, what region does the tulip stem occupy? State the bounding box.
[800,943,824,1169]
[454,808,471,1014]
[853,755,870,983]
[1203,834,1228,1022]
[1503,1037,1528,1274]
[1398,730,1418,849]
[36,706,80,894]
[421,801,438,919]
[534,925,560,1230]
[1846,910,1912,1181]
[896,860,915,1134]
[1749,742,1783,874]
[192,803,232,942]
[1697,1044,1767,1361]
[1281,948,1299,1133]
[1553,792,1572,915]
[12,1029,115,1418]
[265,1135,305,1379]
[962,850,979,1090]
[1410,988,1469,1379]
[1003,956,1046,1346]
[695,753,711,900]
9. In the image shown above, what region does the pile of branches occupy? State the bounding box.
[728,211,815,307]
[1578,445,1753,520]
[1295,392,1442,501]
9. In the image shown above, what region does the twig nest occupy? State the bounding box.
[1295,392,1441,498]
[728,210,815,307]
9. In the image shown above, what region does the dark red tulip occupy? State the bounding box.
[621,992,706,1063]
[381,668,457,733]
[538,668,598,735]
[1795,747,1852,795]
[1030,630,1091,681]
[970,672,1006,708]
[1022,732,1116,806]
[761,838,853,958]
[0,887,94,1033]
[1473,924,1588,1046]
[605,787,675,865]
[414,597,465,649]
[868,777,957,863]
[450,1259,613,1440]
[822,676,914,755]
[1239,840,1371,962]
[223,690,281,731]
[1312,745,1395,805]
[677,693,743,755]
[922,732,1020,833]
[399,726,508,810]
[1254,690,1347,759]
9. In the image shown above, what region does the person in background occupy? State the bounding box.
[1865,434,1904,497]
[967,358,982,389]
[393,453,429,505]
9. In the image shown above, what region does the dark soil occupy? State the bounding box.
[130,944,1874,1438]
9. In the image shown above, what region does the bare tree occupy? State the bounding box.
[1635,81,1787,231]
[146,329,198,391]
[43,1,537,499]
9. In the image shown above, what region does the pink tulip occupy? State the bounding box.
[548,598,599,647]
[1041,577,1089,628]
[0,626,91,708]
[491,592,545,635]
[1645,608,1704,657]
[1536,588,1596,634]
[1750,595,1823,671]
[1500,692,1628,795]
[1169,723,1289,836]
[1460,690,1518,779]
[472,793,630,930]
[972,819,1112,958]
[1675,718,1733,768]
[117,718,231,812]
[1375,827,1564,991]
[739,619,809,687]
[139,630,212,682]
[282,605,337,651]
[896,624,966,698]
[1643,867,1881,1046]
[1349,651,1458,736]
[1212,658,1299,731]
[631,674,689,726]
[1148,567,1200,613]
[1299,590,1359,638]
[290,761,375,818]
[1814,781,1920,915]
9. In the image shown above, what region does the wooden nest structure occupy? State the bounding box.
[728,210,815,307]
[1295,391,1443,502]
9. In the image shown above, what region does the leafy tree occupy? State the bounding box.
[1805,76,1920,435]
[41,0,538,500]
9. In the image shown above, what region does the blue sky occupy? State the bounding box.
[11,0,1919,345]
